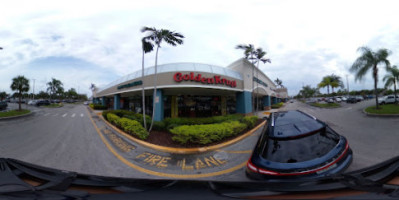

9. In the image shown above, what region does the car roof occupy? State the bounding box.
[270,110,325,139]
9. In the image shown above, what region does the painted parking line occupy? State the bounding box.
[80,113,84,117]
[71,113,76,118]
[53,113,58,116]
[62,113,67,117]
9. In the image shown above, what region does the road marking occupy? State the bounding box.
[80,113,84,117]
[86,109,247,178]
[71,113,76,118]
[44,113,50,116]
[62,113,67,117]
[53,113,58,116]
[215,150,252,154]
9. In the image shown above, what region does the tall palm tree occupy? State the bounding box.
[329,74,344,93]
[383,65,399,104]
[350,46,391,109]
[274,78,283,88]
[318,76,332,95]
[10,75,30,111]
[254,48,271,112]
[141,27,184,132]
[47,78,63,101]
[236,44,256,113]
[141,38,154,130]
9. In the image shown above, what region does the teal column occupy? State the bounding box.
[154,89,164,121]
[264,95,271,107]
[236,91,252,114]
[101,97,106,106]
[272,97,277,104]
[114,94,120,110]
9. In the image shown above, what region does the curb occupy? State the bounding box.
[98,111,266,154]
[362,108,399,118]
[0,110,33,120]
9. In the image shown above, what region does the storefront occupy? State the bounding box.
[94,58,288,121]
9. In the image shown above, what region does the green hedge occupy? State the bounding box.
[90,103,108,110]
[271,102,284,109]
[163,114,243,130]
[103,110,151,128]
[170,121,248,145]
[106,113,149,140]
[240,116,258,128]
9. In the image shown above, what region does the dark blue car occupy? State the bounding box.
[247,110,352,179]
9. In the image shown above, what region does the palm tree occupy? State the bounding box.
[141,38,154,130]
[47,78,63,101]
[383,65,399,104]
[318,76,332,95]
[254,48,271,112]
[350,46,391,109]
[0,91,7,101]
[274,78,283,88]
[329,74,344,93]
[236,44,256,112]
[10,75,30,110]
[141,27,184,132]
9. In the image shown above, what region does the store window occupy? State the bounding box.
[177,95,223,118]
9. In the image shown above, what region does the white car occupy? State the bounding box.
[27,100,37,105]
[341,96,347,101]
[378,95,399,104]
[335,97,342,102]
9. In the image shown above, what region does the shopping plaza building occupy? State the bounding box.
[93,58,288,121]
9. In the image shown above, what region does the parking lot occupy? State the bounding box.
[1,99,399,181]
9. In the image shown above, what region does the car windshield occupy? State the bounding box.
[261,127,340,163]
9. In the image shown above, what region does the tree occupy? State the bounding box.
[141,27,184,132]
[330,74,344,93]
[236,44,257,113]
[66,88,78,99]
[383,65,399,103]
[10,75,30,110]
[350,46,391,109]
[318,76,332,95]
[298,85,319,98]
[254,48,271,112]
[47,78,63,100]
[274,78,283,88]
[140,38,154,130]
[0,91,7,101]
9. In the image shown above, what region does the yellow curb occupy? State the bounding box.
[99,112,266,154]
[87,109,248,178]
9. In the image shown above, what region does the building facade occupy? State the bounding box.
[94,58,288,121]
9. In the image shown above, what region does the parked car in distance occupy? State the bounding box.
[355,96,364,102]
[378,95,399,105]
[246,110,353,180]
[335,97,342,103]
[346,97,357,103]
[0,101,7,110]
[327,98,334,103]
[35,100,50,106]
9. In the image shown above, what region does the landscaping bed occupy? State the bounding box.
[0,109,31,118]
[102,110,263,148]
[43,103,63,108]
[310,102,340,108]
[365,104,399,114]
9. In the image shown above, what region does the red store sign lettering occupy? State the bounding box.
[173,72,237,88]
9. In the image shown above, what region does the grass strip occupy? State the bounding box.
[310,102,340,108]
[43,103,63,108]
[365,104,399,114]
[0,109,31,118]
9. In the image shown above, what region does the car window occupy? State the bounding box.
[261,127,340,163]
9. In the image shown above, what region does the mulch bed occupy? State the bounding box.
[145,119,265,148]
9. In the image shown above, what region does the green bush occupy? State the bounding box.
[163,114,243,129]
[170,121,247,145]
[90,103,108,110]
[241,116,258,128]
[271,102,284,109]
[106,113,149,140]
[103,110,151,128]
[152,121,166,131]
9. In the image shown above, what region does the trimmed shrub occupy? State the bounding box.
[271,102,284,109]
[90,103,108,110]
[241,116,258,128]
[163,114,243,129]
[170,121,247,145]
[106,113,149,140]
[103,110,151,128]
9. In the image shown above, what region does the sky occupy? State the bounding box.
[1,0,399,97]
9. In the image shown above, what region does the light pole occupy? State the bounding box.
[346,75,349,96]
[32,79,35,100]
